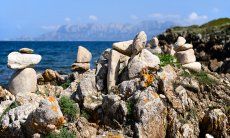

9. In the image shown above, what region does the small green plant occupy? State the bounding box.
[59,96,78,121]
[0,101,18,122]
[158,54,180,67]
[180,70,217,85]
[126,100,135,116]
[80,109,91,120]
[60,80,71,89]
[45,127,76,138]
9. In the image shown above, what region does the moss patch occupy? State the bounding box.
[158,54,180,67]
[45,127,76,138]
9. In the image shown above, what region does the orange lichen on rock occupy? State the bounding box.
[141,67,155,87]
[51,105,58,112]
[56,116,66,127]
[48,96,55,103]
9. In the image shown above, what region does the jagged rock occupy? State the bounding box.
[174,43,193,52]
[25,96,65,136]
[76,71,102,111]
[9,68,37,95]
[19,48,34,54]
[37,84,63,97]
[132,31,147,55]
[68,117,97,138]
[76,46,92,63]
[112,40,133,56]
[7,52,41,69]
[0,104,38,137]
[149,37,159,47]
[146,46,162,54]
[175,85,194,110]
[182,62,202,72]
[201,109,228,137]
[16,93,44,106]
[42,69,65,83]
[133,87,167,138]
[118,78,140,98]
[107,50,128,91]
[176,49,196,64]
[102,94,127,127]
[128,49,160,79]
[0,86,15,101]
[175,36,186,47]
[71,63,90,72]
[209,59,223,72]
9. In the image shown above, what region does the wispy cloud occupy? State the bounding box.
[41,25,60,31]
[130,15,139,20]
[148,13,180,21]
[89,15,98,21]
[188,12,207,21]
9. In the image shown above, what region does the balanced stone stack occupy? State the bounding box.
[71,46,92,72]
[7,48,42,95]
[146,36,162,54]
[175,37,201,72]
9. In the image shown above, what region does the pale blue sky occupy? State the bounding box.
[0,0,229,40]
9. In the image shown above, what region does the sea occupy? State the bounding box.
[0,41,115,86]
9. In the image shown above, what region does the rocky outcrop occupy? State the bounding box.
[112,40,133,56]
[132,31,147,55]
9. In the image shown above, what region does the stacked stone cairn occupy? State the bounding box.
[175,36,201,72]
[71,46,92,72]
[7,48,42,95]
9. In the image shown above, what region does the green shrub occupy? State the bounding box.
[158,54,180,67]
[45,127,75,138]
[60,80,71,89]
[126,100,135,116]
[59,96,78,121]
[181,70,217,85]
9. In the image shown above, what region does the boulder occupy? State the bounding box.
[133,87,167,138]
[7,52,41,69]
[132,31,147,55]
[118,78,140,98]
[25,96,65,136]
[182,62,202,72]
[19,48,34,54]
[209,59,223,72]
[175,36,186,47]
[149,37,159,47]
[41,69,65,84]
[112,40,133,56]
[174,43,193,52]
[9,68,37,95]
[128,49,160,79]
[176,49,196,64]
[146,47,162,54]
[71,63,90,72]
[76,46,92,63]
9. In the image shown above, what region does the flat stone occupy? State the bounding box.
[7,52,42,69]
[76,46,92,63]
[19,48,34,54]
[71,63,90,72]
[9,68,37,95]
[132,31,147,55]
[174,43,193,52]
[112,40,133,56]
[176,49,196,64]
[175,36,186,47]
[182,62,201,72]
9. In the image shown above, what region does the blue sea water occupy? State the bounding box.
[0,41,114,86]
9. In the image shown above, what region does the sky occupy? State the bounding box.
[0,0,229,40]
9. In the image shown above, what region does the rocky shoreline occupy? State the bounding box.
[0,31,229,138]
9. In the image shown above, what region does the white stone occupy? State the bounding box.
[132,31,147,55]
[176,49,196,64]
[112,40,133,56]
[182,62,201,72]
[175,36,186,47]
[7,52,42,69]
[76,46,92,63]
[9,68,37,95]
[128,49,160,79]
[175,43,193,52]
[205,134,214,138]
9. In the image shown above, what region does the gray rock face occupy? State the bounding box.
[128,49,160,79]
[76,46,92,63]
[102,94,127,127]
[7,52,41,69]
[133,87,167,138]
[74,117,97,138]
[176,49,196,64]
[132,31,147,55]
[9,68,37,95]
[112,40,133,56]
[19,48,34,54]
[25,96,65,136]
[118,78,140,98]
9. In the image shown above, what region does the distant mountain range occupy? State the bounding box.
[17,20,176,41]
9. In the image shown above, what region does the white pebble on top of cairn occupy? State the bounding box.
[7,48,41,95]
[175,36,201,72]
[71,46,92,72]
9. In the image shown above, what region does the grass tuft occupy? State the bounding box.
[158,54,180,67]
[45,127,75,138]
[59,96,78,121]
[60,80,71,89]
